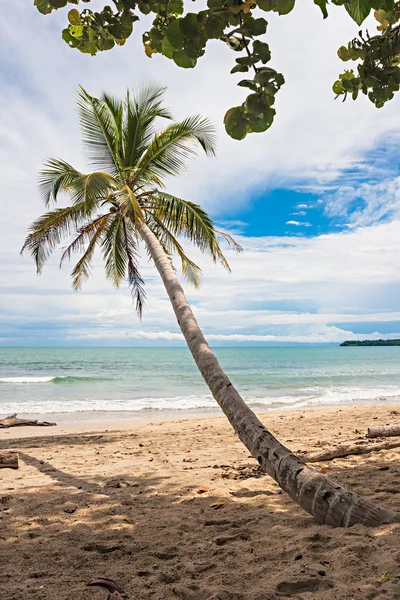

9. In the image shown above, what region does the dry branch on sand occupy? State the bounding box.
[0,413,56,428]
[367,423,400,439]
[0,450,18,469]
[301,439,400,462]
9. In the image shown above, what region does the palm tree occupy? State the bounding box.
[22,84,399,527]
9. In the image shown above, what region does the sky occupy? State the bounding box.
[1,2,400,346]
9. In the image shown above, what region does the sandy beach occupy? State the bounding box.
[1,403,400,600]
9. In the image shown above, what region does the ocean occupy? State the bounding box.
[0,346,400,423]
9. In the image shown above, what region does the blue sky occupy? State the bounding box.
[2,4,400,346]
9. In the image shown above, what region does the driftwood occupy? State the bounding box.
[0,450,18,469]
[367,423,400,439]
[302,439,400,462]
[0,413,56,428]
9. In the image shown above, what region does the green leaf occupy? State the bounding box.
[247,108,275,132]
[107,13,134,40]
[345,0,371,24]
[180,13,199,38]
[276,0,296,14]
[138,1,152,14]
[254,67,276,86]
[236,55,258,66]
[224,106,248,140]
[162,36,175,59]
[257,0,278,10]
[70,25,84,38]
[231,64,249,73]
[238,79,259,91]
[98,36,115,51]
[253,40,271,63]
[184,40,205,59]
[68,9,82,25]
[205,14,225,38]
[49,0,67,7]
[166,19,185,49]
[167,0,184,15]
[173,50,197,68]
[34,0,53,14]
[337,44,363,61]
[245,17,268,36]
[332,80,344,94]
[313,0,329,17]
[245,92,268,113]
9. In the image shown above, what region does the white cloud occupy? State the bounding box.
[285,220,312,226]
[325,176,400,227]
[2,220,400,344]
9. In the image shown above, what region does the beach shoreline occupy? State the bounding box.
[1,402,400,600]
[2,392,400,432]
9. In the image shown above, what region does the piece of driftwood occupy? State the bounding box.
[301,439,400,462]
[87,578,127,600]
[367,423,400,439]
[0,450,18,469]
[0,413,56,428]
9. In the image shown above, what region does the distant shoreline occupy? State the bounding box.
[340,339,400,346]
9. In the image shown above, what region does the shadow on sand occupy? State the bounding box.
[1,430,400,600]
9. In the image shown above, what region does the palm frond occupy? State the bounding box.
[101,214,127,288]
[60,212,111,267]
[38,159,83,206]
[215,229,243,253]
[63,171,120,210]
[121,218,146,318]
[67,214,112,290]
[21,203,89,273]
[113,185,144,223]
[101,92,124,160]
[146,214,202,287]
[130,116,216,188]
[122,83,172,169]
[77,86,122,176]
[145,193,241,272]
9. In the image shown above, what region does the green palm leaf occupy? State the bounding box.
[39,159,83,206]
[77,86,122,176]
[121,218,146,318]
[145,192,236,269]
[101,214,127,287]
[21,203,89,272]
[131,116,216,187]
[66,214,112,290]
[113,185,144,223]
[123,83,172,169]
[146,213,203,287]
[65,171,120,210]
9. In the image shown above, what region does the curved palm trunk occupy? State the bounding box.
[139,221,400,527]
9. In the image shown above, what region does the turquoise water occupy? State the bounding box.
[0,346,400,419]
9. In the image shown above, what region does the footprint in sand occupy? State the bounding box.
[276,578,334,595]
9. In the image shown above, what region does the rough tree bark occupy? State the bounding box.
[0,450,18,469]
[367,424,400,439]
[139,221,400,527]
[0,413,56,428]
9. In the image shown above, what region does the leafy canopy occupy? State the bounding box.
[21,84,241,317]
[33,0,400,139]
